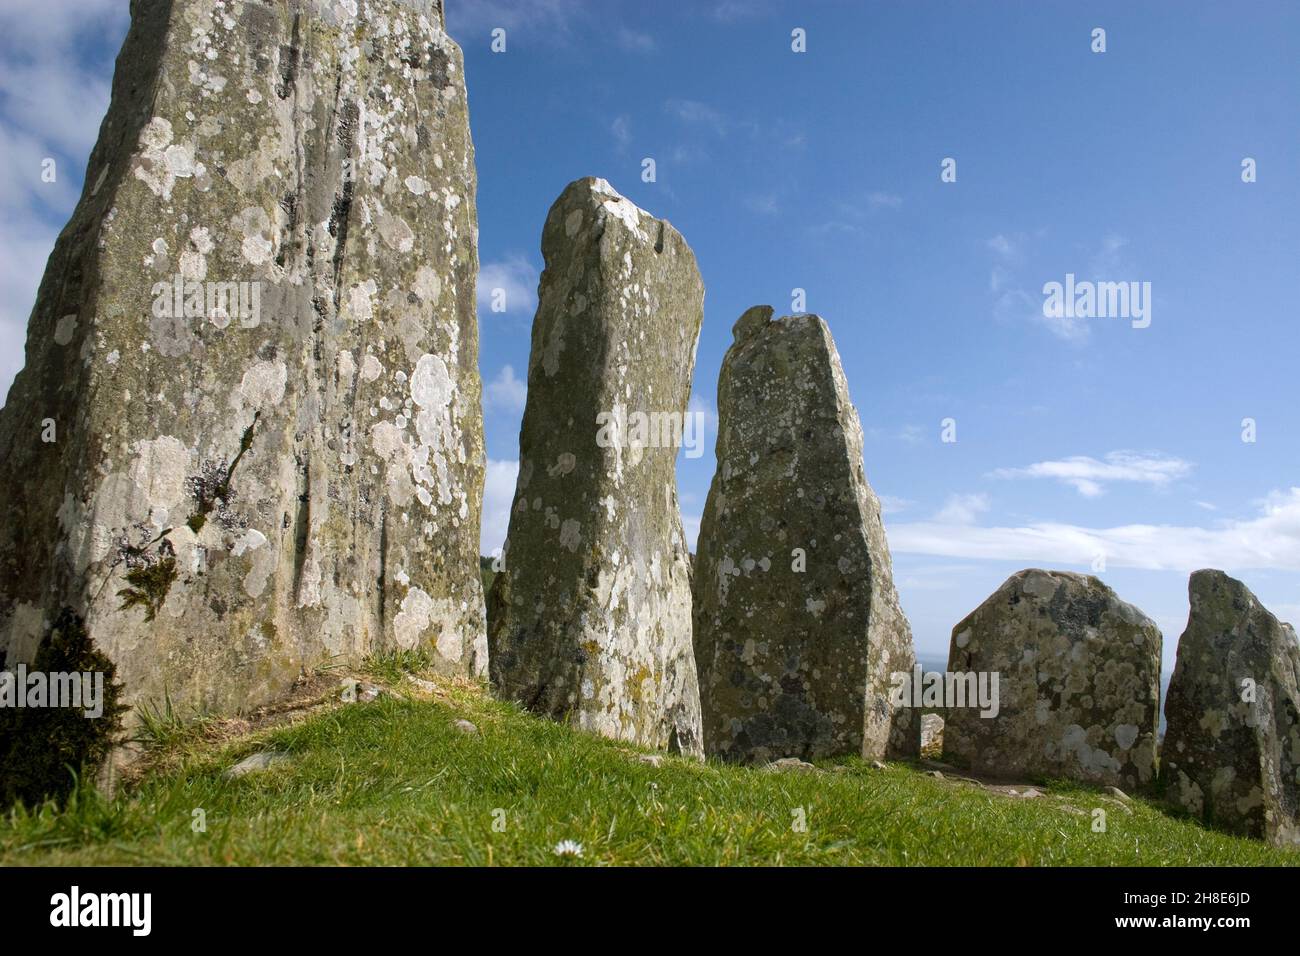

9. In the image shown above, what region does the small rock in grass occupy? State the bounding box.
[223,751,290,779]
[404,675,438,694]
[453,719,479,735]
[763,757,818,774]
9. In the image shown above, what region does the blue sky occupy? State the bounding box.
[1,1,1297,669]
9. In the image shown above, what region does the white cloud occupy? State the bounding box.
[616,27,656,53]
[991,451,1192,497]
[933,493,990,525]
[744,193,779,215]
[866,191,902,210]
[709,0,778,21]
[480,459,520,555]
[986,234,1021,263]
[610,114,631,152]
[1090,233,1129,276]
[878,495,912,516]
[889,487,1300,573]
[688,393,718,433]
[477,255,538,316]
[664,98,728,135]
[682,513,701,552]
[484,364,527,414]
[0,0,126,406]
[897,424,926,445]
[445,0,582,37]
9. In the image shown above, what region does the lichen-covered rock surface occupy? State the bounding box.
[1162,570,1300,847]
[942,570,1161,790]
[692,307,920,764]
[487,177,703,756]
[0,0,486,716]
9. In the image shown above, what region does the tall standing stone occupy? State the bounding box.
[692,307,920,764]
[1162,570,1300,846]
[0,0,486,716]
[487,177,703,756]
[943,570,1161,790]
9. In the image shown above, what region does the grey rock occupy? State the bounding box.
[223,751,290,779]
[942,570,1161,791]
[1161,570,1300,847]
[1105,785,1131,803]
[486,178,703,756]
[404,675,439,694]
[870,760,888,771]
[453,718,478,735]
[692,309,920,764]
[0,1,486,719]
[921,713,945,753]
[762,757,818,774]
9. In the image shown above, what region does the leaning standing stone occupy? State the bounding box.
[487,178,703,756]
[1162,570,1300,846]
[692,307,920,764]
[0,1,486,717]
[942,570,1161,790]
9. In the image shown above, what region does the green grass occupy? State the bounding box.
[1,680,1295,866]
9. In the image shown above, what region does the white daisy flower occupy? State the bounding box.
[552,839,584,858]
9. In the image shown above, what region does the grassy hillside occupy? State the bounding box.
[1,663,1293,866]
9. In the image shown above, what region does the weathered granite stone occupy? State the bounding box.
[921,713,944,754]
[1161,570,1300,846]
[943,570,1161,790]
[692,308,920,764]
[0,0,486,717]
[486,178,702,756]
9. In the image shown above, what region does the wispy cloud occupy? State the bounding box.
[477,255,538,316]
[664,98,729,135]
[480,459,520,555]
[616,27,656,53]
[445,0,583,38]
[484,365,528,414]
[610,114,632,152]
[878,495,913,516]
[0,0,127,405]
[708,0,779,22]
[933,493,991,525]
[866,191,903,210]
[990,451,1192,498]
[890,488,1300,573]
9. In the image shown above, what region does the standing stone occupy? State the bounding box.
[487,178,703,756]
[692,308,920,764]
[0,0,486,717]
[943,570,1161,790]
[1162,570,1300,846]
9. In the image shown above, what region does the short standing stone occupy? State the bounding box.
[1161,570,1300,847]
[692,308,920,764]
[487,178,703,756]
[942,570,1161,790]
[0,1,487,717]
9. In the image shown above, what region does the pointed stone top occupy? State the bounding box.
[1187,568,1274,619]
[732,305,774,342]
[550,176,663,245]
[315,0,446,28]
